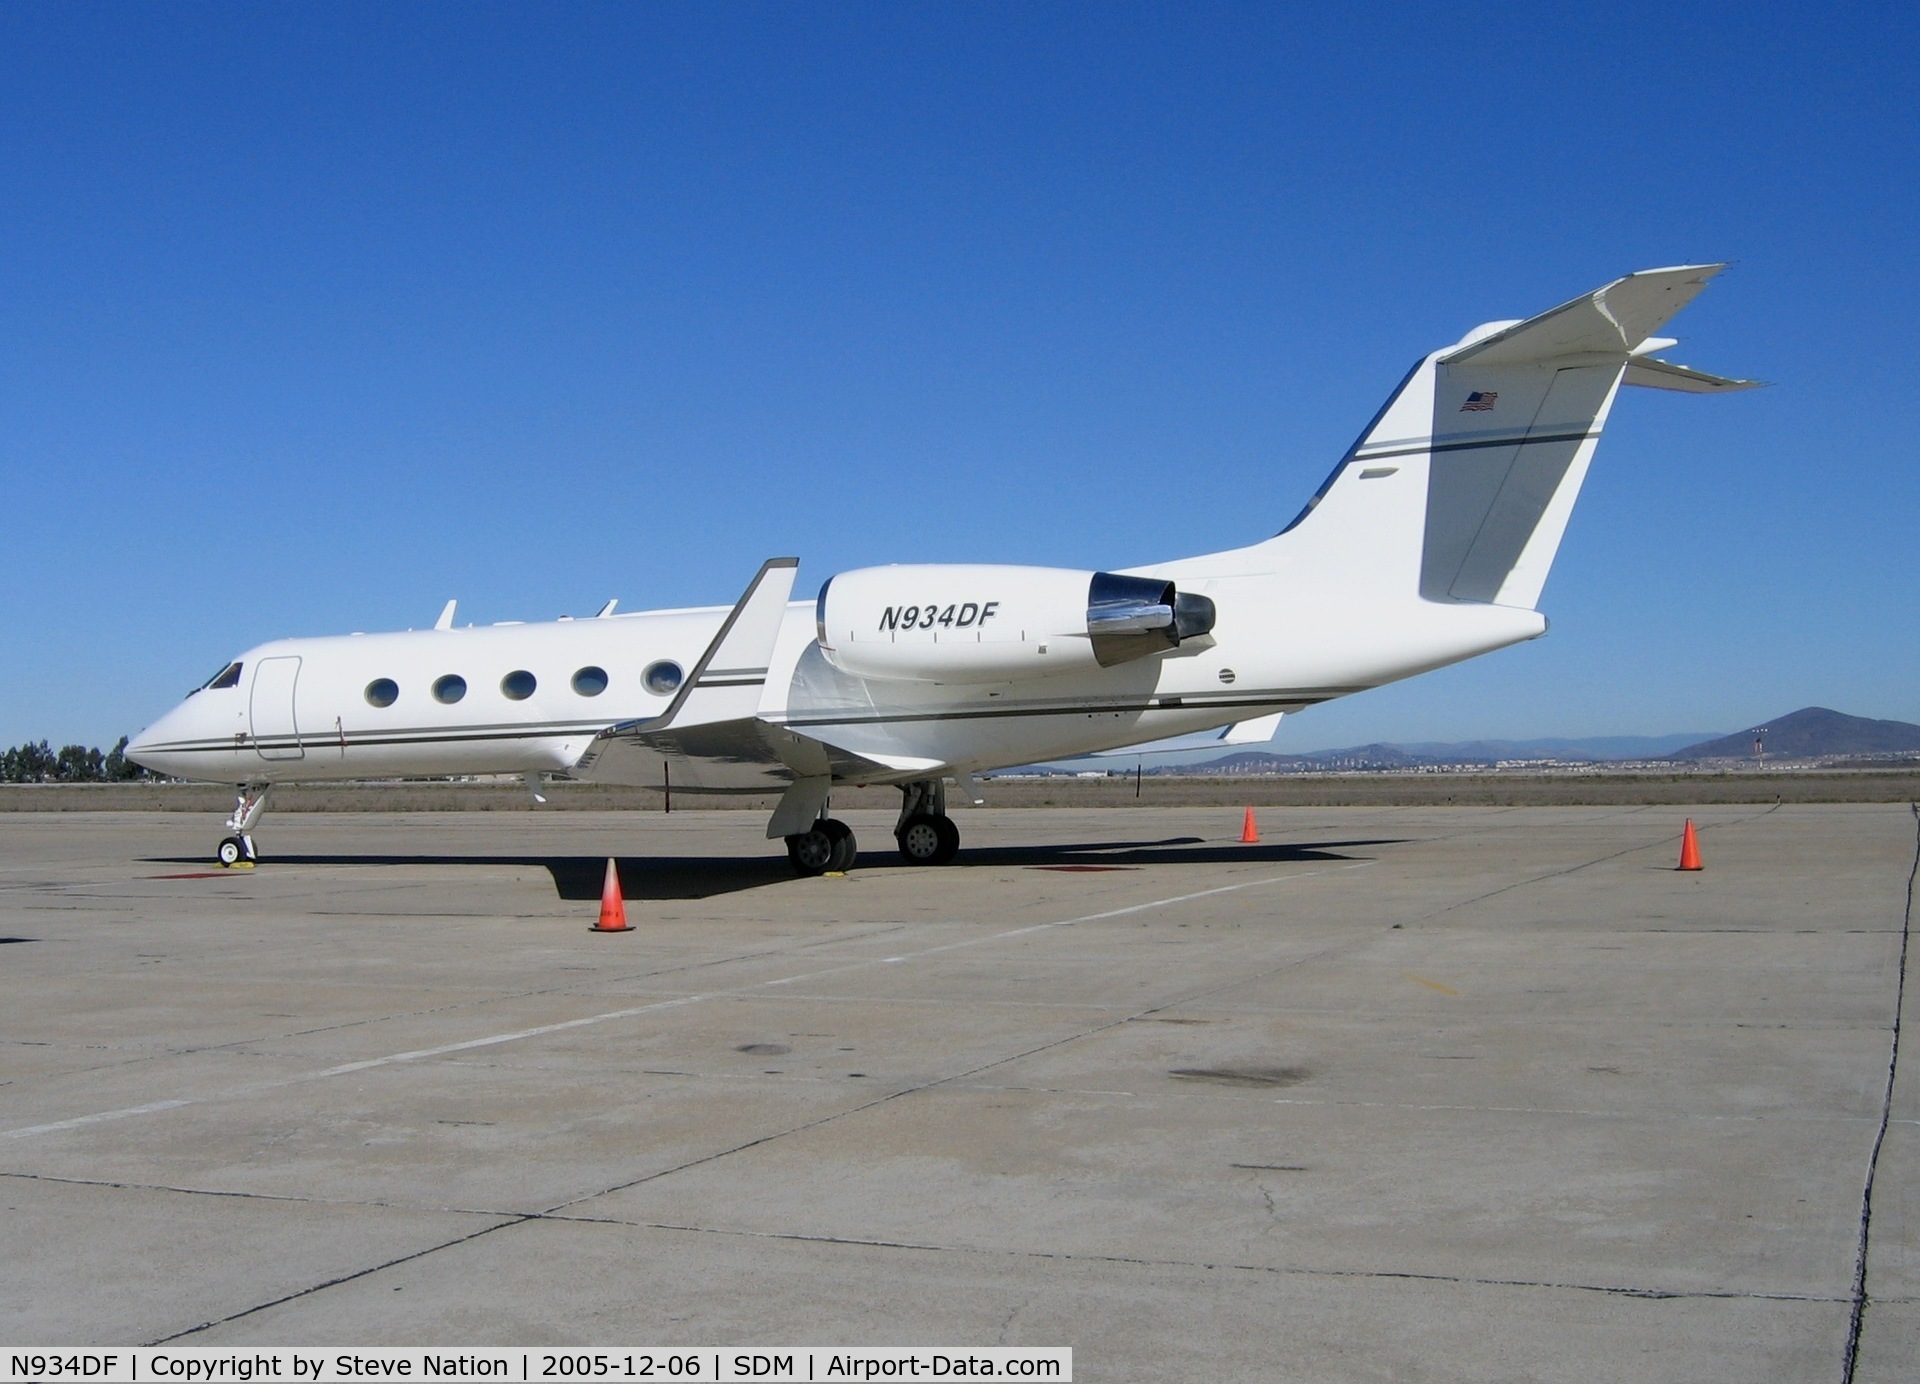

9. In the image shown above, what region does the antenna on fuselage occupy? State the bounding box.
[435,600,457,631]
[595,599,618,618]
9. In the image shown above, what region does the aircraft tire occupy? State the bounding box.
[217,835,249,867]
[786,826,837,876]
[931,815,960,864]
[897,815,940,864]
[821,818,857,872]
[897,814,959,865]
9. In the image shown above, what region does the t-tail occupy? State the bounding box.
[1237,264,1758,609]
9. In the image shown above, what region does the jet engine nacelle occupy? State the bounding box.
[814,564,1216,684]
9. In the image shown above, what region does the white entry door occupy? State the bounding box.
[250,656,305,761]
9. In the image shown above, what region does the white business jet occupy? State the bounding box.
[128,265,1756,872]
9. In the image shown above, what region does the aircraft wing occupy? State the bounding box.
[570,714,926,793]
[1071,711,1285,758]
[567,556,933,793]
[642,556,800,731]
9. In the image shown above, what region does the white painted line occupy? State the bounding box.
[3,1099,193,1139]
[301,995,710,1081]
[3,861,1368,1142]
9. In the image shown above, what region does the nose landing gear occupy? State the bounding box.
[216,784,271,868]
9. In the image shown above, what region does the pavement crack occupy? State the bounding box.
[1412,803,1784,925]
[538,871,1376,1214]
[534,1213,1843,1306]
[0,1169,514,1219]
[1840,800,1917,1384]
[145,1216,531,1344]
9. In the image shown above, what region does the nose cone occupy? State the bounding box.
[126,704,198,779]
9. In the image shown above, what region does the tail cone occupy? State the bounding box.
[594,857,634,931]
[1240,807,1260,844]
[1678,820,1703,872]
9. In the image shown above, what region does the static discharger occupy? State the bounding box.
[1678,820,1703,872]
[1240,807,1260,844]
[593,857,633,932]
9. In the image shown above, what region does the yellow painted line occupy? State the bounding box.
[1403,972,1459,996]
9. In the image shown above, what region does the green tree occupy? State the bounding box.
[54,745,105,781]
[103,735,146,781]
[2,741,56,782]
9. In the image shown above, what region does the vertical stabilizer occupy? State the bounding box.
[1253,265,1751,611]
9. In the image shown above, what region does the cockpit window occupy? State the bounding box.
[202,662,243,691]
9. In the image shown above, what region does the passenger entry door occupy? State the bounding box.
[250,656,305,760]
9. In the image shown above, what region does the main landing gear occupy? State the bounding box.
[786,817,857,876]
[216,784,271,868]
[782,778,964,876]
[894,779,959,866]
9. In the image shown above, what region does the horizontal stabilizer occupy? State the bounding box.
[1623,356,1763,393]
[1440,265,1728,365]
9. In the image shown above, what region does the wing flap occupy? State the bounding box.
[571,716,912,793]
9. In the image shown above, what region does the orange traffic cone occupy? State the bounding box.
[1240,806,1260,844]
[1677,820,1703,872]
[593,857,633,931]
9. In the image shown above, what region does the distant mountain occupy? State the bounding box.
[1206,744,1424,773]
[1186,732,1714,773]
[1038,708,1920,776]
[1395,733,1716,761]
[1665,707,1920,761]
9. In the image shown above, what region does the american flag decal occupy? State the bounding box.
[1460,391,1498,412]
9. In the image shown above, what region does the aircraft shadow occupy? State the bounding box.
[142,836,1401,901]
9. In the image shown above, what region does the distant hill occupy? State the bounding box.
[1032,708,1920,776]
[1395,733,1715,761]
[1205,744,1423,773]
[1186,731,1715,774]
[1665,707,1920,761]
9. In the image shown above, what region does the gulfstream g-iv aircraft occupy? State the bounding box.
[128,265,1756,872]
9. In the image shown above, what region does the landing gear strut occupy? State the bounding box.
[895,779,959,865]
[217,784,271,867]
[787,817,857,876]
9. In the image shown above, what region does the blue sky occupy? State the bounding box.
[3,2,1916,752]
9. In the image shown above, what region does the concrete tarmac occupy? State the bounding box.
[1,804,1913,1381]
